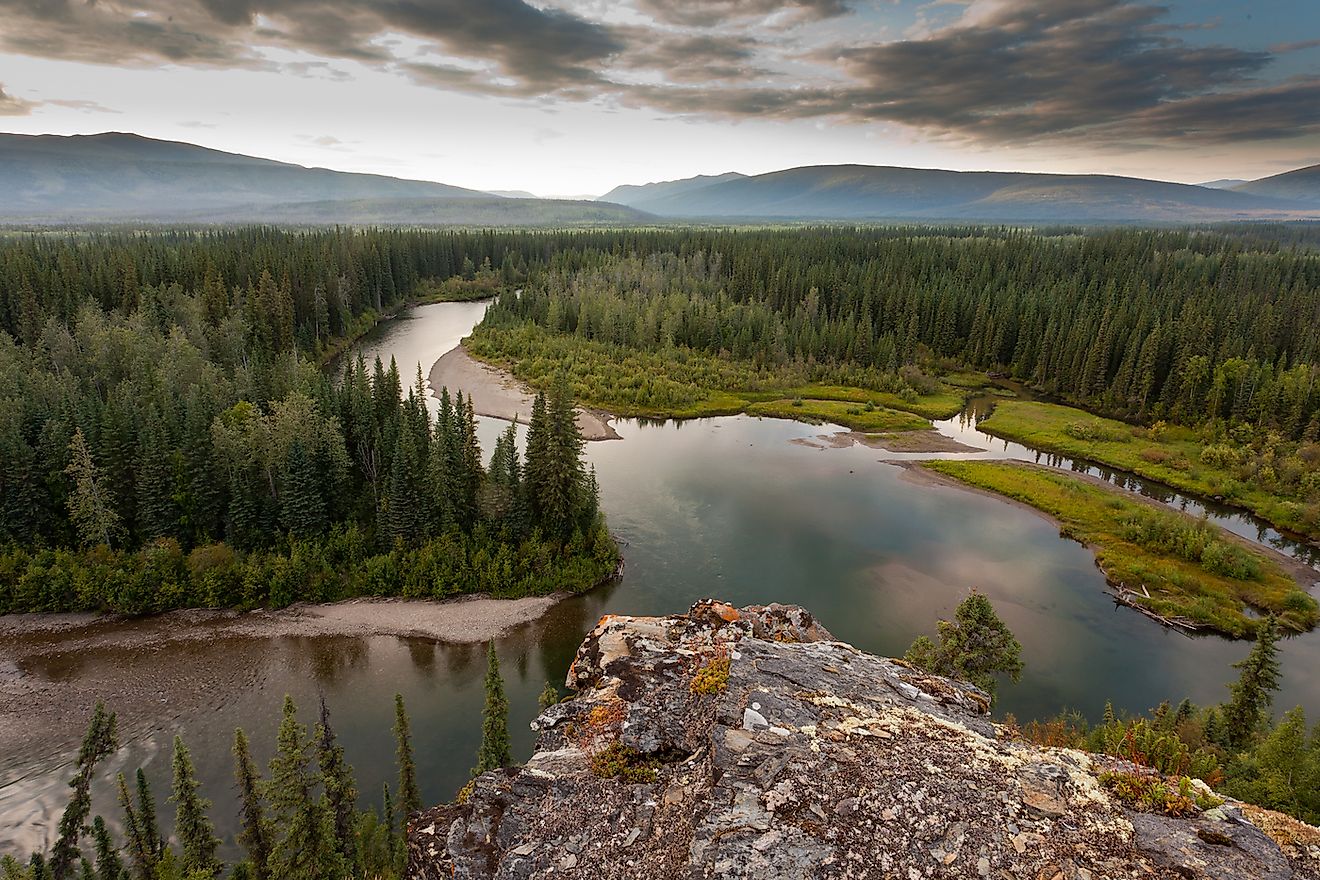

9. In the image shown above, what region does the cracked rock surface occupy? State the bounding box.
[407,600,1320,879]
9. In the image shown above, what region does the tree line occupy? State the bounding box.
[472,229,1320,437]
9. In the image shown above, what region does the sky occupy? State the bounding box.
[1,0,1319,196]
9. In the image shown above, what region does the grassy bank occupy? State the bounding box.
[745,398,929,433]
[978,401,1320,541]
[922,460,1318,638]
[465,323,968,426]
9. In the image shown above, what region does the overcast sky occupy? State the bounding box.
[2,0,1318,196]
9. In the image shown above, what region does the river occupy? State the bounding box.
[4,299,1319,857]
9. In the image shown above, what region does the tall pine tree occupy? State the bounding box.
[169,736,220,878]
[473,641,511,776]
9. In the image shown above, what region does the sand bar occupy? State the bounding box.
[429,344,620,441]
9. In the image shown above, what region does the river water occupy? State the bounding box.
[4,300,1319,856]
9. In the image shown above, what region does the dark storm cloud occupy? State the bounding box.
[1118,76,1320,143]
[0,84,35,116]
[1,0,1315,148]
[818,0,1274,142]
[0,0,620,92]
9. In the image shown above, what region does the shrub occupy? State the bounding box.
[589,743,659,783]
[1064,421,1128,443]
[690,653,731,695]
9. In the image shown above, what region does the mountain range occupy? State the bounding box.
[599,164,1320,221]
[0,132,649,225]
[2,131,1318,225]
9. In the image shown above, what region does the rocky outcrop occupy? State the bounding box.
[407,600,1320,879]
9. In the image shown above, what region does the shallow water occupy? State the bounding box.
[4,301,1319,857]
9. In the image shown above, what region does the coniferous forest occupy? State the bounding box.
[5,225,1320,614]
[0,228,615,613]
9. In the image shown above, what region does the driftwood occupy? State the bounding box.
[1095,558,1203,636]
[1109,583,1202,636]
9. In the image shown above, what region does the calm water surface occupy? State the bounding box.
[4,301,1319,855]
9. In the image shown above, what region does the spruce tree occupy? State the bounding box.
[50,702,118,880]
[381,782,396,842]
[538,681,559,713]
[904,591,1024,704]
[115,773,155,880]
[135,416,177,542]
[523,391,550,527]
[65,429,121,548]
[132,770,161,863]
[91,816,122,880]
[279,440,326,538]
[393,694,422,820]
[315,697,359,868]
[265,697,344,880]
[1223,615,1283,748]
[169,736,220,878]
[232,728,271,880]
[473,641,511,775]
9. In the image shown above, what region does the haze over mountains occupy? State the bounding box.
[0,132,649,225]
[600,165,1320,222]
[2,131,1319,225]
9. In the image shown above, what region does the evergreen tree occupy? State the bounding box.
[169,736,220,878]
[315,697,359,868]
[473,641,511,775]
[50,703,118,880]
[115,773,155,880]
[265,697,344,880]
[65,429,121,548]
[135,415,178,542]
[1223,615,1283,748]
[381,783,396,847]
[523,391,550,526]
[904,591,1024,703]
[393,694,422,820]
[91,816,123,880]
[279,440,326,538]
[132,771,161,864]
[232,728,271,880]
[537,681,559,713]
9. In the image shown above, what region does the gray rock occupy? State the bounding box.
[407,600,1320,880]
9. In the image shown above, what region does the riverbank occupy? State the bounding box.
[429,344,620,441]
[0,594,569,758]
[978,400,1320,543]
[905,460,1319,637]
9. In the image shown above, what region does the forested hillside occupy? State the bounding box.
[0,229,615,613]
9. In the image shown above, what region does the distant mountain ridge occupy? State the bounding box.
[602,163,1320,221]
[1233,164,1320,204]
[4,131,1318,225]
[0,132,649,226]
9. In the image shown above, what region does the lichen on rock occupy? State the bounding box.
[406,600,1320,879]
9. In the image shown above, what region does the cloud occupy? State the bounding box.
[0,84,35,116]
[634,0,849,27]
[0,0,1315,149]
[45,98,121,114]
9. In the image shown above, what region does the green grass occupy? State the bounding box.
[978,400,1320,541]
[745,398,929,433]
[923,460,1318,638]
[465,323,966,426]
